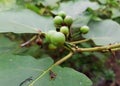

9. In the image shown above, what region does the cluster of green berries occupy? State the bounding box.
[53,11,90,35]
[53,11,73,36]
[45,11,74,50]
[45,11,90,50]
[53,11,73,26]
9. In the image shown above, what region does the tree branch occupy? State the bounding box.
[54,51,74,65]
[74,43,120,52]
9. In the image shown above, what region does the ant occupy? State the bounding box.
[49,70,57,80]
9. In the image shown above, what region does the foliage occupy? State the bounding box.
[0,0,120,86]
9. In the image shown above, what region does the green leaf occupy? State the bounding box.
[37,0,60,6]
[72,13,92,28]
[111,8,120,18]
[0,9,55,33]
[84,20,120,45]
[53,0,99,18]
[98,0,107,4]
[0,35,17,53]
[0,54,53,86]
[0,54,92,86]
[32,66,92,86]
[15,45,45,58]
[0,0,16,12]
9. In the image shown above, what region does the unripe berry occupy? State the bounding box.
[50,32,65,46]
[80,25,90,34]
[45,30,56,43]
[48,43,57,50]
[60,26,69,35]
[64,16,73,26]
[58,11,66,19]
[53,16,63,25]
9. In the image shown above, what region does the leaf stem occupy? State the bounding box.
[70,39,91,44]
[71,32,81,38]
[20,35,37,47]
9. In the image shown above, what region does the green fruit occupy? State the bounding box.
[80,25,90,34]
[50,32,65,46]
[53,16,63,25]
[48,43,57,50]
[58,11,66,18]
[45,30,56,43]
[60,26,69,35]
[64,16,73,26]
